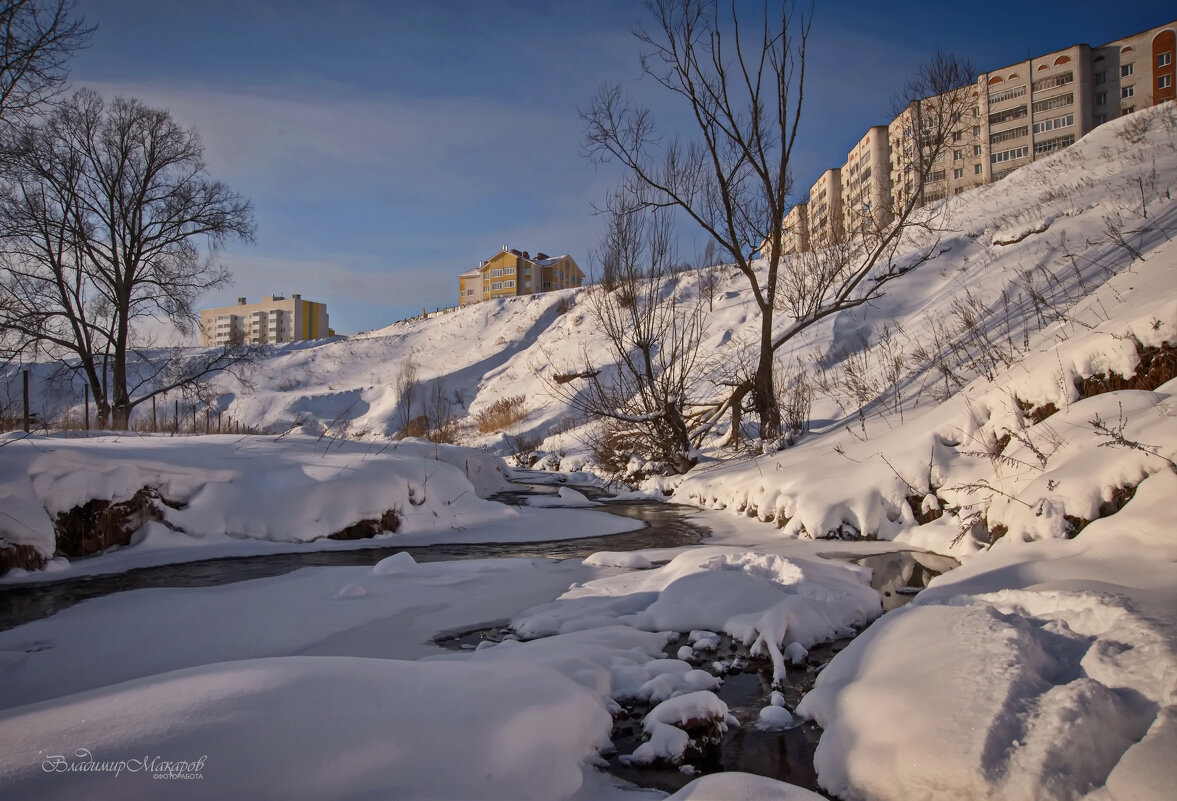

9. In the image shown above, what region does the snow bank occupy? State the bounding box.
[513,546,880,687]
[0,656,612,801]
[0,434,645,577]
[666,772,827,800]
[797,470,1177,801]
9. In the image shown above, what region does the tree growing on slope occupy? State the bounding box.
[548,190,710,476]
[0,89,256,428]
[584,0,974,445]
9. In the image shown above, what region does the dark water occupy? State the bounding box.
[0,488,707,633]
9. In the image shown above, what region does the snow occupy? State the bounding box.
[0,656,613,801]
[0,104,1174,800]
[0,434,641,581]
[666,772,827,800]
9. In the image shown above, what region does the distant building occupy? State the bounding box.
[768,18,1175,257]
[458,246,583,307]
[200,295,331,346]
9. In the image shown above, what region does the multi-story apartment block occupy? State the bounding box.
[458,246,583,307]
[841,125,893,237]
[807,168,844,248]
[200,295,330,346]
[773,18,1174,258]
[979,43,1092,182]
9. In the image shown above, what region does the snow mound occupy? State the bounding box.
[0,656,613,801]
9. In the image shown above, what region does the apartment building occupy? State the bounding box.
[774,18,1175,258]
[458,246,583,307]
[841,125,893,237]
[200,295,331,346]
[807,168,844,248]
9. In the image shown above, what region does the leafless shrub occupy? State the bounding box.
[475,395,527,434]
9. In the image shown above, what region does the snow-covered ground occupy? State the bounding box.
[0,106,1175,799]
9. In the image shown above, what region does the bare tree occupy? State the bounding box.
[548,190,710,476]
[585,1,974,445]
[0,1,91,128]
[393,357,420,437]
[584,0,808,443]
[0,89,256,428]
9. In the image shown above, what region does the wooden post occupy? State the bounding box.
[84,385,90,431]
[205,408,210,433]
[174,399,179,435]
[22,370,29,433]
[191,406,196,433]
[152,396,157,432]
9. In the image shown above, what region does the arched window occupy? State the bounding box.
[1054,55,1071,66]
[988,75,1004,85]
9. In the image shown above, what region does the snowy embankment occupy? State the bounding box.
[0,434,639,579]
[667,107,1177,800]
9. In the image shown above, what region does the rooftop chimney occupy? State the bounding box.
[237,297,247,305]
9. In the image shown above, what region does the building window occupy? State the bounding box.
[1122,106,1135,116]
[1094,70,1106,85]
[1032,113,1074,134]
[953,149,963,161]
[990,125,1028,145]
[1160,52,1173,68]
[1121,85,1134,99]
[973,144,982,156]
[1121,64,1134,77]
[1033,134,1074,156]
[989,105,1028,125]
[1161,75,1174,90]
[991,145,1029,164]
[988,85,1026,105]
[1094,112,1109,125]
[491,281,502,290]
[953,168,964,179]
[975,164,984,175]
[1032,93,1073,114]
[503,280,515,288]
[1031,71,1073,92]
[1095,91,1107,105]
[973,125,980,136]
[502,266,515,275]
[491,268,503,278]
[952,131,963,142]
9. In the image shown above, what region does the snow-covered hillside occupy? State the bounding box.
[0,105,1174,801]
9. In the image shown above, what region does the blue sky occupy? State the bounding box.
[69,0,1175,335]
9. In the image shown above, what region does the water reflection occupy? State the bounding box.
[0,494,707,633]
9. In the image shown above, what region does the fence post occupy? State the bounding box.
[174,399,179,435]
[22,370,29,433]
[84,385,90,432]
[152,396,157,432]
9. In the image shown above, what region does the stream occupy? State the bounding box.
[0,477,957,798]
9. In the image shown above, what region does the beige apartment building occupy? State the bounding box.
[768,18,1175,258]
[807,168,844,248]
[200,295,331,346]
[841,125,893,237]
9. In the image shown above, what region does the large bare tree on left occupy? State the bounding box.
[0,89,256,428]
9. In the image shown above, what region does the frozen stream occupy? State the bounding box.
[0,484,708,633]
[0,479,957,799]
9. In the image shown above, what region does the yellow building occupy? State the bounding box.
[458,247,583,307]
[200,294,331,346]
